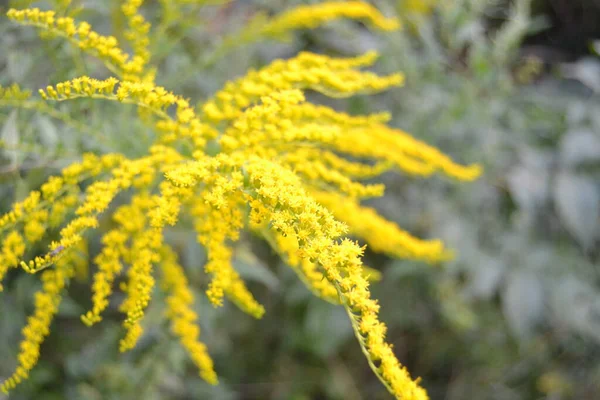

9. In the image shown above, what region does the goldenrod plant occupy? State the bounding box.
[0,1,481,398]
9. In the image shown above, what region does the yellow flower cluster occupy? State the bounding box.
[1,2,483,399]
[119,228,163,352]
[122,0,152,80]
[6,8,145,80]
[0,83,31,101]
[0,231,26,291]
[39,76,119,100]
[338,124,482,180]
[81,197,147,327]
[18,155,157,274]
[159,245,218,384]
[312,191,452,262]
[40,76,217,149]
[260,1,400,38]
[164,156,428,399]
[0,248,75,393]
[220,1,398,52]
[191,184,266,318]
[272,232,340,303]
[219,90,343,157]
[0,153,122,291]
[202,51,404,122]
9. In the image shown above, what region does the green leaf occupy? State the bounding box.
[554,171,600,250]
[1,110,20,169]
[502,270,544,339]
[35,115,59,153]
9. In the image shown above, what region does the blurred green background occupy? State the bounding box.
[1,0,599,399]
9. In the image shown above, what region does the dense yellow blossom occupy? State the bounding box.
[164,155,429,399]
[40,76,217,149]
[6,8,145,80]
[283,147,391,179]
[0,2,483,399]
[111,197,162,347]
[201,51,404,122]
[159,245,218,384]
[0,231,26,291]
[20,157,146,274]
[119,228,162,352]
[219,90,342,154]
[23,210,48,243]
[338,123,482,180]
[271,231,340,303]
[0,248,75,394]
[281,152,385,199]
[191,186,265,318]
[0,191,42,232]
[80,229,128,326]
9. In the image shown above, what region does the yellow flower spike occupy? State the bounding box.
[119,229,162,352]
[47,192,78,228]
[312,190,453,263]
[0,231,26,291]
[201,52,404,123]
[159,245,218,385]
[319,242,429,400]
[228,158,428,398]
[260,1,400,39]
[23,210,49,243]
[122,0,151,79]
[279,154,386,199]
[80,229,128,326]
[115,196,166,350]
[41,76,213,150]
[284,148,391,180]
[219,90,343,154]
[0,83,31,101]
[16,155,160,275]
[190,185,265,318]
[7,8,131,78]
[0,191,41,232]
[0,248,75,394]
[282,102,391,127]
[337,124,482,181]
[224,1,398,50]
[267,231,340,304]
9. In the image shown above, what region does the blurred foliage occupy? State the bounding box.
[0,0,599,399]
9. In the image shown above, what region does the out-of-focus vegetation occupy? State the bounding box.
[0,0,599,399]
